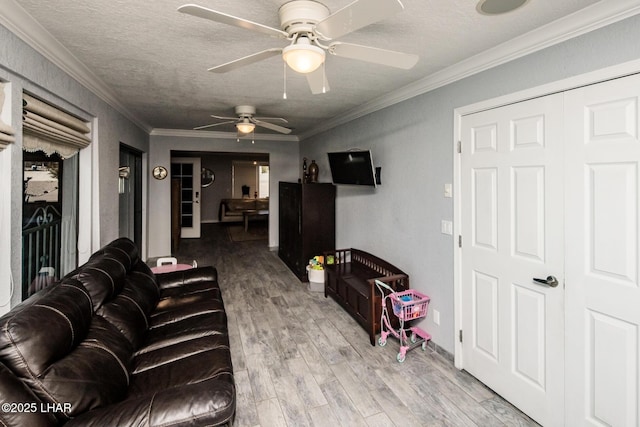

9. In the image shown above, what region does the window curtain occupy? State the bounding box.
[22,93,90,159]
[0,83,15,150]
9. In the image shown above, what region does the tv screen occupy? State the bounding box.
[327,150,377,187]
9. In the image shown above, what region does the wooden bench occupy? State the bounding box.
[323,248,409,346]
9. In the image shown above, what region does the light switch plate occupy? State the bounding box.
[441,220,453,235]
[444,183,453,198]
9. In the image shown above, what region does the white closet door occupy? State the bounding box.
[460,94,565,427]
[564,74,640,427]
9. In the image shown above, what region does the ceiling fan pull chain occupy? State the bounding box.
[322,61,327,94]
[283,62,288,100]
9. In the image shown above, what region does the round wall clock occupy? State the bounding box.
[152,166,168,180]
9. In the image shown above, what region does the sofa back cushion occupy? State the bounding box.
[0,279,133,420]
[225,198,256,211]
[97,271,160,348]
[256,198,269,210]
[90,237,139,270]
[74,257,127,311]
[0,280,92,376]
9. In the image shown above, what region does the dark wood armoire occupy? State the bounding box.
[278,182,336,281]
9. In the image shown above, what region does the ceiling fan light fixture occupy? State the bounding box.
[282,39,325,74]
[236,120,256,134]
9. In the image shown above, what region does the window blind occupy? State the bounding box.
[22,93,91,158]
[0,83,15,150]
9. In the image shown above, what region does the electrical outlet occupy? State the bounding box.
[433,309,440,325]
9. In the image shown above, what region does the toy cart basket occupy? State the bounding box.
[390,289,430,321]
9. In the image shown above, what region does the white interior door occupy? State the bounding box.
[564,74,640,427]
[460,94,565,426]
[171,157,201,239]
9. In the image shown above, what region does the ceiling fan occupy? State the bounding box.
[194,105,292,135]
[178,0,419,94]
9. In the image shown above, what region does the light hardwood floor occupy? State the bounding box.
[171,224,539,427]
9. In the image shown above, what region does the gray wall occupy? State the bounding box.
[301,14,640,353]
[0,22,148,307]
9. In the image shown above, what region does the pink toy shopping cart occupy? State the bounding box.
[375,279,431,363]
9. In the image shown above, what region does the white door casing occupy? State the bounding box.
[460,94,565,426]
[564,74,640,427]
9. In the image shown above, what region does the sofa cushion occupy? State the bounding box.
[0,279,133,420]
[97,272,160,348]
[0,361,58,427]
[128,347,233,397]
[0,280,92,378]
[74,257,128,311]
[132,334,230,374]
[256,199,269,210]
[225,199,256,211]
[65,378,236,427]
[40,315,132,418]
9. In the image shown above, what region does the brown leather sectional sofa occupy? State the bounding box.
[0,238,235,426]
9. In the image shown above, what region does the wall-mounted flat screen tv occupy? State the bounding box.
[327,150,378,187]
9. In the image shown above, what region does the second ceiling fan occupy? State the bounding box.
[194,105,292,135]
[178,0,419,94]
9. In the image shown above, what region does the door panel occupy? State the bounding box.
[171,157,201,239]
[461,94,565,427]
[565,74,640,427]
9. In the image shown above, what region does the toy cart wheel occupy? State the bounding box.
[378,337,387,347]
[396,353,406,363]
[421,341,427,351]
[410,332,417,343]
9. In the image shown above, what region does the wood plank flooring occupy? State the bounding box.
[170,224,539,427]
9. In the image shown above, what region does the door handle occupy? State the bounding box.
[533,275,559,288]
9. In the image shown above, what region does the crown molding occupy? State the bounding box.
[150,128,300,142]
[299,0,640,141]
[0,0,151,133]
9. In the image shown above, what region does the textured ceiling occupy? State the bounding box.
[11,0,615,138]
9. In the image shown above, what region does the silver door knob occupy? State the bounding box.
[533,275,559,288]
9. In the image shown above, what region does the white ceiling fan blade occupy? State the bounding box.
[306,68,330,95]
[329,42,418,69]
[208,48,282,73]
[178,4,288,38]
[254,116,288,123]
[194,120,236,130]
[314,0,404,40]
[210,115,237,120]
[254,120,292,134]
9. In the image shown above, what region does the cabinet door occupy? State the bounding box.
[301,184,336,263]
[278,183,302,271]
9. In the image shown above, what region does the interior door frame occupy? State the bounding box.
[453,58,640,370]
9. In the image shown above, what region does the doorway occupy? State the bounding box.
[119,144,142,249]
[22,150,78,298]
[232,160,269,199]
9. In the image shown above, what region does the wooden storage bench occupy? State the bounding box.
[324,248,409,345]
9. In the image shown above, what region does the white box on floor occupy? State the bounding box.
[306,266,324,292]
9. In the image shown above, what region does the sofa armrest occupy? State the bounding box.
[65,378,235,427]
[155,266,218,291]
